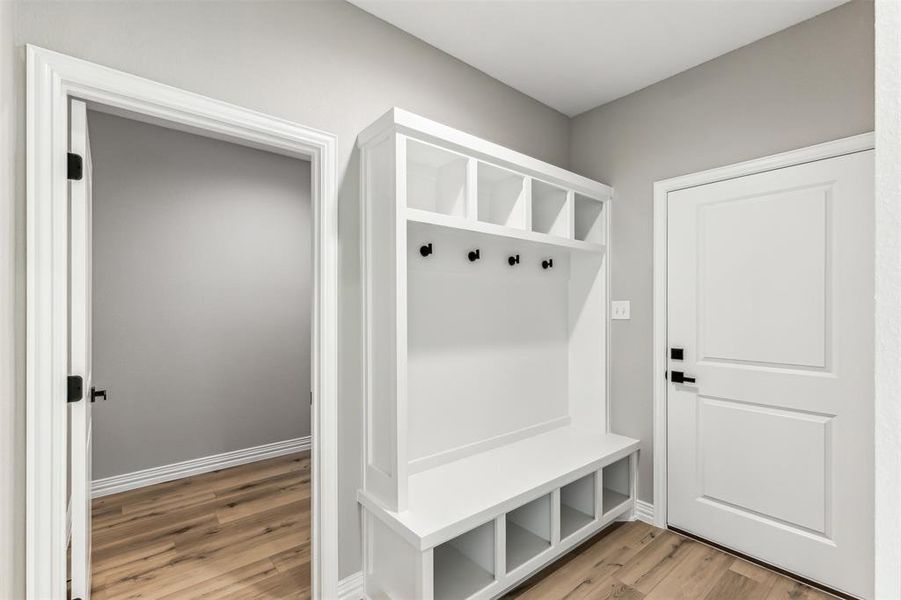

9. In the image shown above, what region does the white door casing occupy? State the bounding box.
[26,46,339,599]
[666,150,874,598]
[69,99,93,600]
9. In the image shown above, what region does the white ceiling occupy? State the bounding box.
[350,0,848,116]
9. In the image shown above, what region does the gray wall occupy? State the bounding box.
[569,0,875,504]
[87,111,311,480]
[6,1,571,588]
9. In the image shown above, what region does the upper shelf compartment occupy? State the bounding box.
[406,139,470,218]
[478,162,528,230]
[361,108,611,254]
[574,193,605,245]
[359,108,612,201]
[531,180,570,238]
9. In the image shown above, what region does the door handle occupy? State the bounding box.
[670,370,696,384]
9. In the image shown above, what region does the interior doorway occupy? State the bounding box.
[67,100,316,599]
[26,46,339,599]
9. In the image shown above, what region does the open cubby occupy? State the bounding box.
[574,193,605,244]
[506,494,552,572]
[406,138,469,218]
[561,473,596,539]
[434,520,495,600]
[602,457,632,515]
[478,162,528,230]
[531,180,570,238]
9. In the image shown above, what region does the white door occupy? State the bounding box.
[666,150,874,599]
[69,98,93,600]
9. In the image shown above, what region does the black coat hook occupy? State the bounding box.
[508,254,520,266]
[468,249,481,262]
[542,258,554,270]
[420,243,433,257]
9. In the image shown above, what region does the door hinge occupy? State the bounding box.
[68,375,83,403]
[67,152,83,181]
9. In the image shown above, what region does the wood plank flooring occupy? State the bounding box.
[506,520,838,600]
[90,452,311,600]
[93,455,836,600]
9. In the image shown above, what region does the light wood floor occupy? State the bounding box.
[91,454,836,600]
[507,520,838,600]
[90,452,311,599]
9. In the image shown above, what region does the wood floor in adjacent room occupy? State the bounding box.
[507,520,838,600]
[90,452,311,600]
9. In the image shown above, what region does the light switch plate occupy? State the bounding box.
[611,300,631,320]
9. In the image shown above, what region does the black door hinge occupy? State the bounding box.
[68,375,83,403]
[67,153,83,181]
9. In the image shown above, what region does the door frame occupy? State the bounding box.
[651,132,875,530]
[25,45,340,599]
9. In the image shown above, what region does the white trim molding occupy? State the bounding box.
[25,45,339,599]
[91,437,311,498]
[633,500,655,525]
[875,2,901,597]
[651,132,875,531]
[337,571,364,600]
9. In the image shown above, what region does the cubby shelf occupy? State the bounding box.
[358,426,638,550]
[506,521,550,572]
[561,504,594,539]
[602,456,633,517]
[407,208,605,254]
[603,489,631,516]
[406,139,470,218]
[434,544,494,600]
[506,495,552,572]
[561,473,596,540]
[434,521,495,600]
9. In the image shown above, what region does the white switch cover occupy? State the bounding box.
[611,300,631,320]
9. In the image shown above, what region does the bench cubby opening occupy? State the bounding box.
[434,520,496,600]
[505,494,552,572]
[406,138,469,218]
[602,456,632,516]
[560,472,596,539]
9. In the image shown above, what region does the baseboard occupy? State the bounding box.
[92,436,311,498]
[337,571,364,600]
[633,499,655,525]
